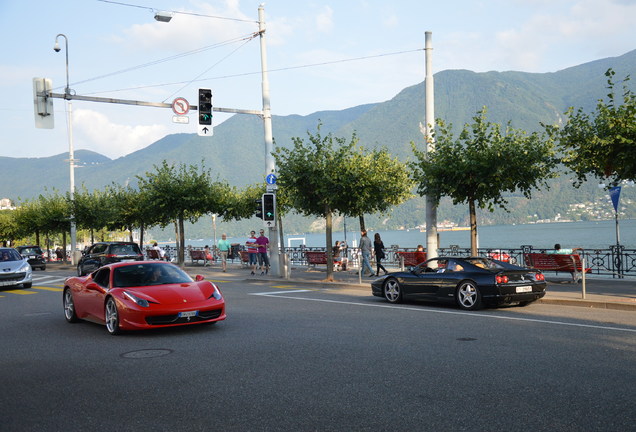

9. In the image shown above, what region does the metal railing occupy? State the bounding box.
[163,244,636,278]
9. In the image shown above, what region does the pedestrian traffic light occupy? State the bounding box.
[198,88,212,125]
[255,198,263,219]
[262,193,275,221]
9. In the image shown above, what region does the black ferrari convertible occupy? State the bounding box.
[371,256,547,310]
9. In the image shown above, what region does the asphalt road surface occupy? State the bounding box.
[1,269,635,431]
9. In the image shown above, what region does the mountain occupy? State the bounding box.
[2,49,636,235]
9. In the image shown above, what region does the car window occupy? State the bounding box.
[110,244,139,255]
[113,263,192,288]
[465,257,505,270]
[93,268,110,288]
[0,249,22,261]
[90,244,107,254]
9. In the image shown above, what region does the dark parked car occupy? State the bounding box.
[15,245,46,271]
[77,242,143,276]
[371,256,547,310]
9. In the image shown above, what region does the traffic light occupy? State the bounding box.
[198,88,212,125]
[255,198,263,219]
[262,193,275,221]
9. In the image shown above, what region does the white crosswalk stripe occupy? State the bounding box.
[31,275,67,285]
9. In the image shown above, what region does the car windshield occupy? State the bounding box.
[112,263,192,287]
[19,247,41,255]
[464,257,505,270]
[110,244,140,255]
[0,249,23,262]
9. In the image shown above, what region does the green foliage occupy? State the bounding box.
[411,107,558,253]
[553,69,636,186]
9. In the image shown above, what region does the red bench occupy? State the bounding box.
[524,253,591,281]
[146,249,162,260]
[396,251,426,267]
[305,251,328,268]
[239,251,251,267]
[190,249,211,266]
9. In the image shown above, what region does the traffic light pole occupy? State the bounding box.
[258,5,280,277]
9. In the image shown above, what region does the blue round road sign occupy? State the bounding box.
[266,174,277,185]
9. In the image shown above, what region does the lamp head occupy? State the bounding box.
[154,11,173,22]
[53,41,61,52]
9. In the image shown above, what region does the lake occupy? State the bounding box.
[183,219,635,250]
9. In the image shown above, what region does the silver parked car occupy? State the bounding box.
[0,247,33,289]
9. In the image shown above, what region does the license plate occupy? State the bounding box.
[179,310,198,318]
[28,255,36,259]
[516,286,532,293]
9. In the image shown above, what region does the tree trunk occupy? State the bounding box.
[62,231,67,264]
[139,223,145,250]
[358,215,365,232]
[325,207,334,281]
[178,217,186,267]
[469,199,478,256]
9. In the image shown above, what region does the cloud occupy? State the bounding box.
[72,109,168,159]
[316,6,334,33]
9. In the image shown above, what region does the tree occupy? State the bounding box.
[274,124,413,281]
[136,161,232,266]
[551,69,636,186]
[411,107,558,255]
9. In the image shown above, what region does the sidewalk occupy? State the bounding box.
[185,262,636,312]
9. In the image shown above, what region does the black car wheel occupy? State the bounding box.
[23,282,32,289]
[383,277,403,304]
[105,297,120,335]
[63,288,79,323]
[456,281,482,310]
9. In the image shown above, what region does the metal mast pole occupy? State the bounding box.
[425,31,438,259]
[258,4,279,276]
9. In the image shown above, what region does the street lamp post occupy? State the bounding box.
[54,34,77,265]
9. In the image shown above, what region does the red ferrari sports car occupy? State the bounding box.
[63,261,226,335]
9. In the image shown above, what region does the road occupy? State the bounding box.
[1,268,635,431]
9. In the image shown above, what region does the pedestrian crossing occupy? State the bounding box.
[0,275,65,298]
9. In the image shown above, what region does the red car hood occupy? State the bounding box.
[124,282,215,305]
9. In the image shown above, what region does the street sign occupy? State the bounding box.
[171,97,190,115]
[33,77,54,129]
[172,115,189,124]
[263,220,275,228]
[266,173,277,184]
[197,125,213,137]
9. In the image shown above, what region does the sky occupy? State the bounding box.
[1,0,635,160]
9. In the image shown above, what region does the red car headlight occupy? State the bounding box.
[123,291,150,307]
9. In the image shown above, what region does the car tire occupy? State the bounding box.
[23,282,32,289]
[456,281,482,310]
[105,297,120,335]
[63,288,79,323]
[383,277,403,304]
[77,264,84,277]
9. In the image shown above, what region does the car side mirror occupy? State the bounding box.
[195,275,205,281]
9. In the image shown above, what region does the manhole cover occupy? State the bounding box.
[121,349,173,359]
[456,337,477,342]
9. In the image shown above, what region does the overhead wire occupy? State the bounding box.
[82,48,425,96]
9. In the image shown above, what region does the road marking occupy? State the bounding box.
[32,276,67,284]
[252,289,313,296]
[34,286,63,292]
[6,289,36,295]
[257,293,636,334]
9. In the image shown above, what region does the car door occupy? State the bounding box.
[82,244,107,273]
[84,267,110,320]
[402,258,448,298]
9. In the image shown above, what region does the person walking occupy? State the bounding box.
[217,234,231,272]
[359,230,375,277]
[246,231,259,275]
[373,233,388,275]
[256,229,270,275]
